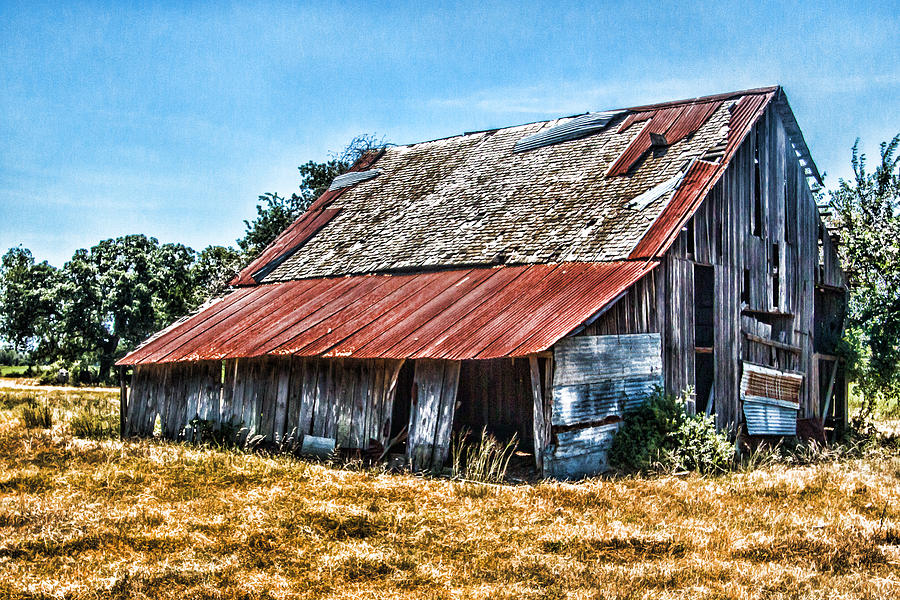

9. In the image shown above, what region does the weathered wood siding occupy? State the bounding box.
[125,357,403,450]
[408,359,460,471]
[578,102,845,430]
[544,333,662,478]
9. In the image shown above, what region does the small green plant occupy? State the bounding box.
[609,387,733,474]
[450,427,518,483]
[666,411,734,473]
[608,387,682,472]
[20,399,52,429]
[69,407,118,439]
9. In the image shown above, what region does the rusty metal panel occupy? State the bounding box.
[118,261,660,365]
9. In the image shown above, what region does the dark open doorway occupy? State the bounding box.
[454,358,535,454]
[694,264,715,413]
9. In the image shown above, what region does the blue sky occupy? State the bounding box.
[2,0,897,267]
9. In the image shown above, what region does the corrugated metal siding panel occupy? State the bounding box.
[117,261,658,365]
[740,362,803,436]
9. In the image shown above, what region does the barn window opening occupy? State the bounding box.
[752,130,763,237]
[694,264,715,415]
[741,269,751,306]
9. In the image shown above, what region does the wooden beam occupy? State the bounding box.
[742,331,802,354]
[529,356,545,473]
[822,358,839,420]
[118,366,127,440]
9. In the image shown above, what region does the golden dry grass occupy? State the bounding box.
[0,386,899,599]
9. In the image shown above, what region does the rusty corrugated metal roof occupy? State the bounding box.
[118,261,657,365]
[628,88,777,259]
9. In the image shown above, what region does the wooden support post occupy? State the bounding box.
[529,356,546,473]
[822,358,839,422]
[118,366,127,440]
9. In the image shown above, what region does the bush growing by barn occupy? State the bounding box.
[609,388,733,474]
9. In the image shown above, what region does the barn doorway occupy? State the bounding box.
[453,358,536,462]
[387,360,415,452]
[694,264,715,414]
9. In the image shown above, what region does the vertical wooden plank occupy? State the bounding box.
[273,358,291,441]
[221,359,235,425]
[298,359,317,437]
[352,360,372,449]
[529,356,545,472]
[408,359,459,471]
[230,359,245,427]
[323,360,338,438]
[285,356,304,440]
[431,360,460,469]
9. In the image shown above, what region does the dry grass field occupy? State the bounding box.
[1,385,899,599]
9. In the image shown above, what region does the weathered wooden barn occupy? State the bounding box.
[117,86,847,478]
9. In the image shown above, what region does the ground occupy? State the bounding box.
[0,382,899,599]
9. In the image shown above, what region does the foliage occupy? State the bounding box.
[829,134,900,418]
[0,346,28,366]
[666,411,734,473]
[0,237,245,384]
[608,387,683,471]
[19,398,52,429]
[0,247,60,353]
[609,387,733,474]
[191,245,244,302]
[450,427,518,483]
[237,134,386,259]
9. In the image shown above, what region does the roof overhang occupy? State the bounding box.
[119,261,657,365]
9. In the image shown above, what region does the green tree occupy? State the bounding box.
[191,245,243,302]
[55,236,161,382]
[0,247,59,356]
[830,134,900,416]
[237,134,385,259]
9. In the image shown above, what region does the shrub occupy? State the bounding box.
[609,387,733,474]
[608,387,682,471]
[69,407,118,439]
[20,400,52,429]
[666,411,734,473]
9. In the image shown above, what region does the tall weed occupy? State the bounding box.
[451,427,517,483]
[20,399,52,429]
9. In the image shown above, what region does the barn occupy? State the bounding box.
[117,86,847,478]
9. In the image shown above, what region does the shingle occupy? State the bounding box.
[262,92,753,282]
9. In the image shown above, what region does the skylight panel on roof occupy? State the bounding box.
[513,110,625,153]
[627,166,689,210]
[328,169,382,191]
